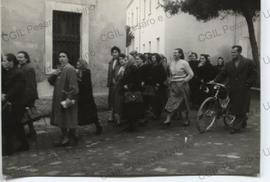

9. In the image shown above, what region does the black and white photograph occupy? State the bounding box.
[0,0,265,180]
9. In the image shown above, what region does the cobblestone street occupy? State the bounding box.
[2,93,260,178]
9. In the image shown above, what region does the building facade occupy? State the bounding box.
[1,0,128,96]
[127,0,260,63]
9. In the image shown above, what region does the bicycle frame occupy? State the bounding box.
[196,82,234,133]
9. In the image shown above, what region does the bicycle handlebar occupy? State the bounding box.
[206,82,226,88]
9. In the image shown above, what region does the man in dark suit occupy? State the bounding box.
[214,45,257,134]
[107,46,121,123]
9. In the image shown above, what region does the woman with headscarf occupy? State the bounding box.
[76,59,103,135]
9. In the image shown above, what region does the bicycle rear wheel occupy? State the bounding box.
[196,97,218,133]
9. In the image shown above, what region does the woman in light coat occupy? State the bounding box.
[48,51,79,146]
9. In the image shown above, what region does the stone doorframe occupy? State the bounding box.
[45,0,95,74]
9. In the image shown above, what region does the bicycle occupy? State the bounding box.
[196,82,235,133]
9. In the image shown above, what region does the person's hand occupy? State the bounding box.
[54,69,61,75]
[124,85,128,90]
[208,80,215,84]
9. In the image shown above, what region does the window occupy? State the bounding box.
[149,41,151,52]
[156,37,160,53]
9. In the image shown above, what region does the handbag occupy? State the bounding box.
[124,91,143,104]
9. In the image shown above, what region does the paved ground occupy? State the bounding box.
[2,93,260,179]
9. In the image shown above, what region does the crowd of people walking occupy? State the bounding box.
[1,44,257,156]
[106,45,256,133]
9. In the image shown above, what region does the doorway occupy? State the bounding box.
[53,11,81,68]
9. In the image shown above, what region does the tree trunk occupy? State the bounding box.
[243,10,260,87]
[243,10,259,64]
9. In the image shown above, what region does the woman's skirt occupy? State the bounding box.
[165,81,190,113]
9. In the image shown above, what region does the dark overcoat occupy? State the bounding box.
[188,61,200,105]
[215,56,257,116]
[2,68,27,154]
[20,62,38,107]
[122,64,144,120]
[197,63,216,83]
[77,69,99,125]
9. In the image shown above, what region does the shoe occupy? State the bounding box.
[69,136,79,146]
[176,112,183,121]
[2,150,14,156]
[95,126,103,135]
[53,137,70,147]
[27,130,37,138]
[16,143,30,153]
[183,120,190,127]
[242,121,247,129]
[242,116,248,128]
[138,119,147,125]
[161,121,171,128]
[127,127,137,132]
[230,128,240,134]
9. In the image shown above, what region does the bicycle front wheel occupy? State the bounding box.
[196,97,219,133]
